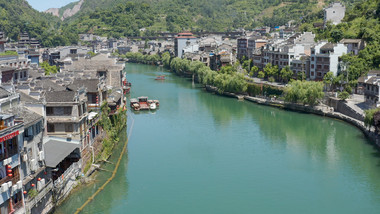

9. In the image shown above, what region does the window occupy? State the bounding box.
[311,57,314,61]
[311,72,314,76]
[311,64,315,69]
[65,124,73,132]
[324,65,329,70]
[47,123,55,132]
[46,107,54,115]
[64,107,72,115]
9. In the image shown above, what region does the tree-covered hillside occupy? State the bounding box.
[300,0,380,81]
[0,0,78,47]
[59,0,363,38]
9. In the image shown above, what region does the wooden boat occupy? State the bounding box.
[123,86,131,94]
[155,75,165,80]
[130,98,140,111]
[138,97,150,110]
[148,100,160,109]
[130,97,160,111]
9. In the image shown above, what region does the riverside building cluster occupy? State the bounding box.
[0,32,127,214]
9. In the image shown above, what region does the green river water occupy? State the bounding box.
[55,63,380,214]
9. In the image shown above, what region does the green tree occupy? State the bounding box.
[364,108,380,129]
[41,61,57,75]
[338,91,350,100]
[285,80,324,106]
[258,71,265,79]
[280,66,293,83]
[251,65,259,76]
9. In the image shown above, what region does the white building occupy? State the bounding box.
[324,2,346,27]
[174,32,197,58]
[309,42,348,80]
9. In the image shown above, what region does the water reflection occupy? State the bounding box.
[54,129,129,214]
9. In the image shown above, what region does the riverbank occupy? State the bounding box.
[52,109,128,213]
[204,84,380,147]
[55,63,380,214]
[123,59,379,146]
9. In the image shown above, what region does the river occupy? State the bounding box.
[55,63,380,214]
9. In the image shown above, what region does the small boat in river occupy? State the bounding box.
[131,97,160,111]
[155,75,165,80]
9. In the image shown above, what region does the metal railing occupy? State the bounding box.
[53,162,80,187]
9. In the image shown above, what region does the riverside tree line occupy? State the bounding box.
[120,52,325,106]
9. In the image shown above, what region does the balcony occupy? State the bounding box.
[25,180,53,211]
[0,144,20,165]
[0,170,20,186]
[9,199,24,214]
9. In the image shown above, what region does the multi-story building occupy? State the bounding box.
[174,32,197,58]
[255,32,315,72]
[358,70,380,107]
[309,42,347,80]
[0,54,31,84]
[237,37,248,60]
[4,107,51,214]
[43,90,87,172]
[0,113,25,214]
[340,39,365,55]
[324,2,346,27]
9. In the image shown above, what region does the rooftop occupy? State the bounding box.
[0,87,11,99]
[4,107,42,127]
[67,79,99,93]
[45,91,76,103]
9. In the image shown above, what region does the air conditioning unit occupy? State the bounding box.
[38,151,44,161]
[23,154,28,162]
[12,185,17,192]
[7,181,12,189]
[16,181,22,189]
[1,183,8,192]
[30,159,37,171]
[37,181,42,192]
[3,158,8,165]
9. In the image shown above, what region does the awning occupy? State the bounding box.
[43,137,80,168]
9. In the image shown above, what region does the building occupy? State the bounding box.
[0,32,6,53]
[237,37,248,60]
[358,70,380,107]
[324,2,346,27]
[0,87,20,112]
[174,32,197,58]
[309,42,347,80]
[0,113,25,214]
[340,39,366,55]
[4,107,51,214]
[255,32,315,72]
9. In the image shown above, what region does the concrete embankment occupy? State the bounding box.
[205,85,380,148]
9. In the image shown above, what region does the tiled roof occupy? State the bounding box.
[45,91,76,103]
[340,39,362,44]
[36,79,66,91]
[5,107,42,127]
[320,43,335,50]
[0,87,11,99]
[67,79,99,93]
